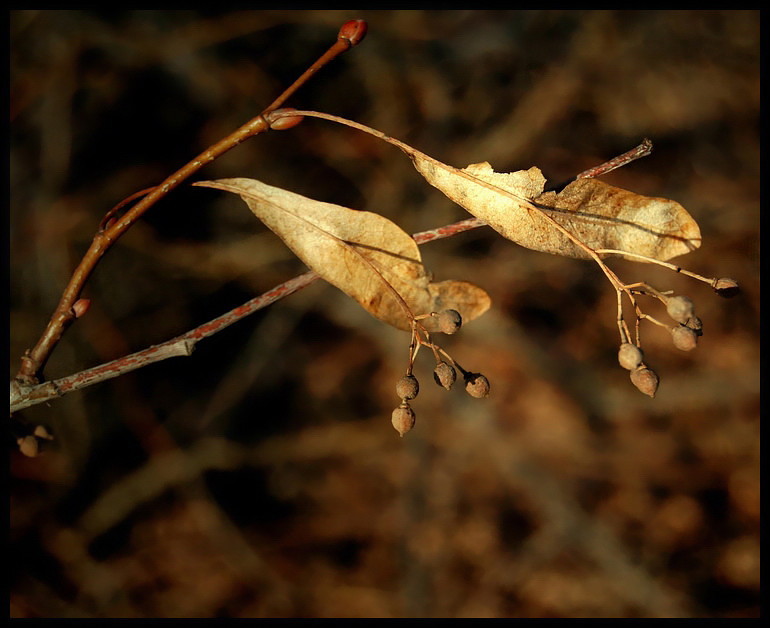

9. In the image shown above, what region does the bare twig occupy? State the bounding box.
[9,219,484,413]
[13,21,366,387]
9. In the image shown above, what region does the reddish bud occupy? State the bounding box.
[72,298,91,319]
[267,108,304,131]
[338,20,367,47]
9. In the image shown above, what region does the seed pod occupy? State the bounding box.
[436,309,462,334]
[433,361,457,390]
[671,325,698,351]
[712,277,740,298]
[33,425,54,440]
[666,295,696,324]
[617,343,644,371]
[684,316,703,335]
[391,402,416,437]
[630,366,659,398]
[17,435,39,457]
[464,372,490,398]
[396,374,419,400]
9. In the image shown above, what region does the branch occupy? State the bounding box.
[12,20,367,387]
[9,219,484,413]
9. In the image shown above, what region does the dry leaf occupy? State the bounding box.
[194,178,490,331]
[411,158,701,261]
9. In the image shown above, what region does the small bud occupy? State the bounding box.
[338,19,368,47]
[712,277,740,298]
[396,374,419,400]
[391,402,416,437]
[72,298,91,319]
[464,372,490,398]
[17,435,39,457]
[666,295,696,324]
[630,366,659,398]
[617,343,644,371]
[267,108,304,131]
[433,361,457,390]
[684,316,703,335]
[436,309,462,334]
[671,325,698,351]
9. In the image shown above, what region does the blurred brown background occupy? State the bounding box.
[10,10,759,618]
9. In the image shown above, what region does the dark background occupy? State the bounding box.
[10,10,759,618]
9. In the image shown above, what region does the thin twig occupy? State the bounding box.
[14,22,363,387]
[9,220,485,413]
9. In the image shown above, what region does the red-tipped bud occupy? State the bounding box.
[338,20,367,47]
[712,277,740,298]
[267,108,304,131]
[72,298,91,319]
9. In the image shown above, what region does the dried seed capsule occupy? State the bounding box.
[433,361,457,390]
[685,316,703,335]
[391,402,416,437]
[436,309,463,334]
[666,295,696,324]
[33,425,54,440]
[17,435,39,457]
[671,325,698,351]
[630,366,659,398]
[617,343,644,371]
[464,372,490,398]
[396,374,419,400]
[712,277,740,298]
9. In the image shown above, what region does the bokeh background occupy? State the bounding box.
[10,10,759,618]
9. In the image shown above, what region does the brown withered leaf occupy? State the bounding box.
[411,157,701,261]
[194,178,490,331]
